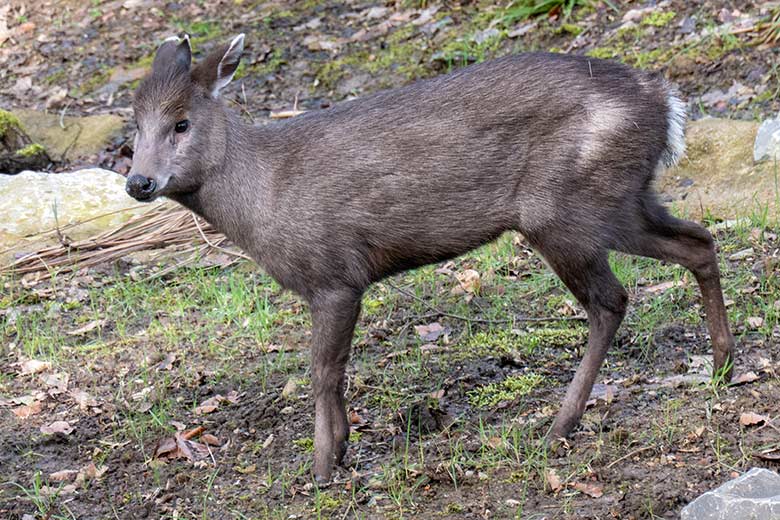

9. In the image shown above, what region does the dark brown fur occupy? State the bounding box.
[128,36,735,482]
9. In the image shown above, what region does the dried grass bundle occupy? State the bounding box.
[0,205,249,279]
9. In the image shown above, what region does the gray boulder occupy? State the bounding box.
[754,116,780,163]
[681,467,780,520]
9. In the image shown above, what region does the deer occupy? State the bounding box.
[126,33,735,483]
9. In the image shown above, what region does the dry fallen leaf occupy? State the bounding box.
[414,322,445,342]
[755,448,780,462]
[17,359,52,375]
[41,372,70,394]
[746,316,764,329]
[154,428,212,462]
[67,319,105,336]
[281,378,298,398]
[201,433,221,446]
[349,410,363,425]
[195,395,223,415]
[78,462,108,480]
[41,484,76,496]
[732,372,760,385]
[49,469,79,482]
[156,352,177,371]
[451,269,481,295]
[645,280,684,294]
[546,468,563,493]
[235,463,256,474]
[739,412,769,427]
[12,401,43,419]
[571,481,604,498]
[70,389,98,410]
[40,420,74,435]
[487,436,503,449]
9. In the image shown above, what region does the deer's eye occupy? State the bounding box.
[174,120,190,133]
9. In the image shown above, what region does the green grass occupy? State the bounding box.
[1,203,777,518]
[503,0,591,24]
[468,373,545,408]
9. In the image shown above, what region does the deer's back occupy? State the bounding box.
[255,53,676,290]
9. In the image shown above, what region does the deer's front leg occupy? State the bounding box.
[310,288,362,484]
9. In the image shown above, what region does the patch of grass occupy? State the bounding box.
[235,48,286,80]
[10,472,73,520]
[177,20,223,46]
[504,0,591,24]
[73,67,112,96]
[641,11,677,27]
[468,373,545,408]
[586,46,620,60]
[44,69,67,85]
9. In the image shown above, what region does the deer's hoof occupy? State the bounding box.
[334,440,348,465]
[313,473,332,488]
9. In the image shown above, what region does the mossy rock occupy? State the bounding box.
[660,118,778,219]
[0,109,51,174]
[14,109,124,161]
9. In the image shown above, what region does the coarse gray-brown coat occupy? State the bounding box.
[127,34,735,483]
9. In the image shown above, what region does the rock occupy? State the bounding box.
[754,116,780,163]
[729,248,755,261]
[472,28,500,44]
[14,109,124,162]
[660,118,779,219]
[0,109,51,173]
[681,468,780,519]
[0,169,167,262]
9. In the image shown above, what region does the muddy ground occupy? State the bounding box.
[1,1,780,519]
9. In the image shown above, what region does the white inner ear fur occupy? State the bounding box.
[213,33,245,98]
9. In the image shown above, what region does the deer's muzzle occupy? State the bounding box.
[125,175,158,201]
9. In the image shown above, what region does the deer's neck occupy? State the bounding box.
[173,112,277,260]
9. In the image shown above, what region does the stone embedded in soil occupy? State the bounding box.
[14,109,124,162]
[680,467,780,520]
[660,118,779,219]
[0,168,167,261]
[754,116,780,163]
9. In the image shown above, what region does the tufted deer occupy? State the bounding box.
[127,34,735,483]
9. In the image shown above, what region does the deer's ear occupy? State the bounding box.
[153,34,192,75]
[191,34,245,98]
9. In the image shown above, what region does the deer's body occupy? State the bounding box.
[128,36,735,482]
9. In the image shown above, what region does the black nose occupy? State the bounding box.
[125,175,157,200]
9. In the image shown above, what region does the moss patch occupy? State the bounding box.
[463,326,587,358]
[641,11,676,27]
[468,373,545,409]
[292,437,314,452]
[15,143,46,157]
[0,109,22,137]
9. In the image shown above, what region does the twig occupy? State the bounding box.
[182,426,205,440]
[58,100,72,130]
[387,282,587,324]
[269,109,306,119]
[191,213,252,261]
[605,446,654,469]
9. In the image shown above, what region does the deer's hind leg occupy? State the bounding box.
[615,197,735,379]
[526,237,628,438]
